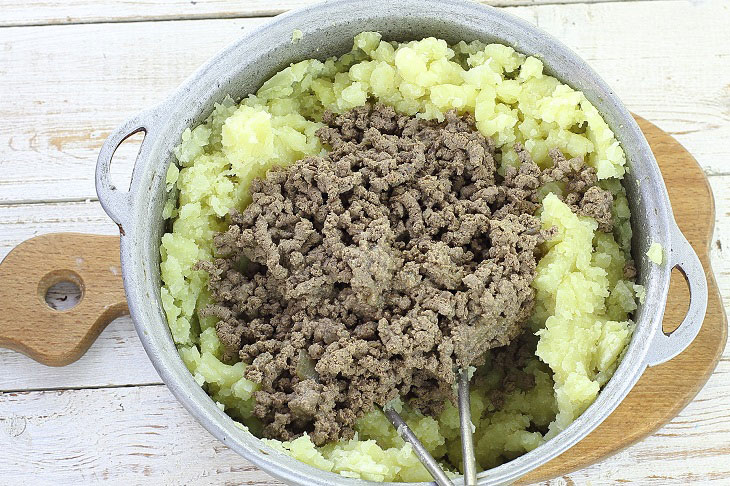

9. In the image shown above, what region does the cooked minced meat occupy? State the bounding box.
[198,103,611,445]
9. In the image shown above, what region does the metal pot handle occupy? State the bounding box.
[95,111,154,232]
[645,224,708,367]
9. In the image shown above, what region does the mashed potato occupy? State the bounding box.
[160,32,642,481]
[647,242,664,264]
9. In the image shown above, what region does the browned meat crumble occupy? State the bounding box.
[198,103,613,445]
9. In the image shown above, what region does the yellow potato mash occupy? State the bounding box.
[160,32,642,481]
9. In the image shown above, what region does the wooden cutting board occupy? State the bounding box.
[0,115,725,481]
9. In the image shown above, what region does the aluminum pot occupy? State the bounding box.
[95,0,708,484]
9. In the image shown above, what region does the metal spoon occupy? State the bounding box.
[383,368,479,486]
[458,368,478,486]
[383,406,454,486]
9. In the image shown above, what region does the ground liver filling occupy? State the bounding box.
[198,103,612,445]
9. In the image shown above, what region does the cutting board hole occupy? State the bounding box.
[45,281,82,310]
[664,266,690,335]
[109,130,145,192]
[38,270,84,311]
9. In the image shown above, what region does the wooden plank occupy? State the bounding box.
[0,385,273,485]
[0,18,259,205]
[0,361,728,485]
[0,1,729,203]
[0,0,630,28]
[0,201,118,261]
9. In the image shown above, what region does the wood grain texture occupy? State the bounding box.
[0,201,119,261]
[1,364,728,485]
[0,385,275,486]
[0,234,128,366]
[0,1,728,204]
[0,0,631,27]
[0,120,725,481]
[0,17,257,205]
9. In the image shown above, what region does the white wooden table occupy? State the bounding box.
[1,0,728,484]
